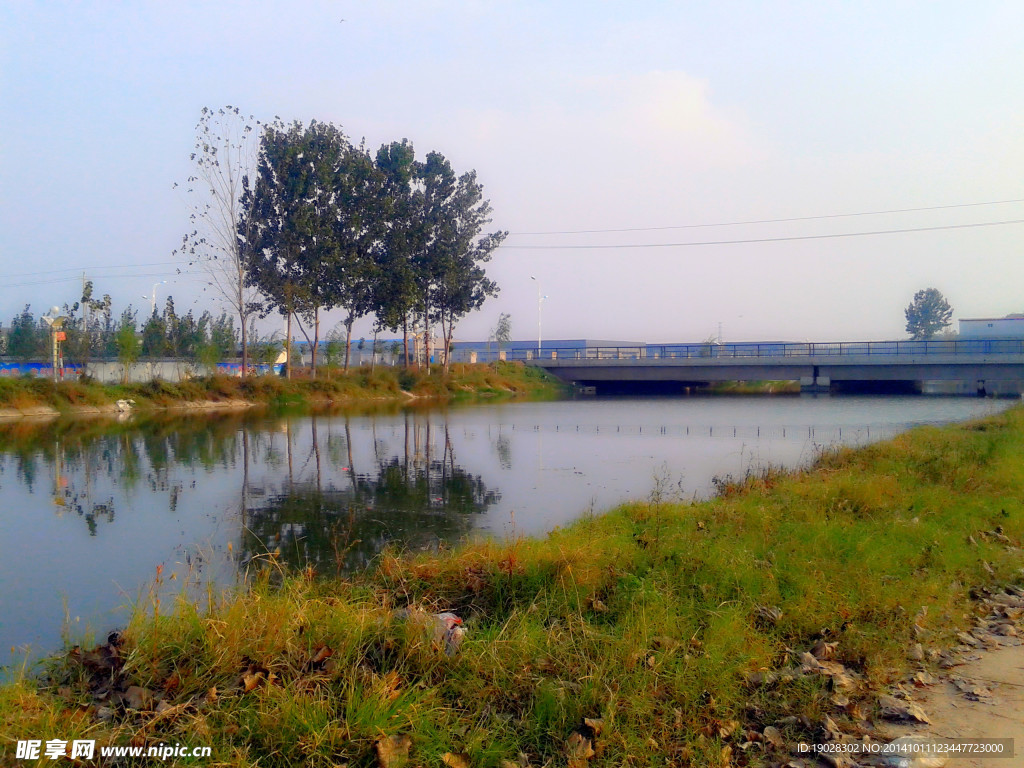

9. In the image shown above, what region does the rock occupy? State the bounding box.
[910,670,935,686]
[822,714,844,741]
[877,694,930,723]
[951,676,993,701]
[907,643,924,661]
[955,631,978,647]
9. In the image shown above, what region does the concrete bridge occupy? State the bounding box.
[524,340,1024,396]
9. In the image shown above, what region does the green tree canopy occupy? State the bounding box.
[905,288,953,340]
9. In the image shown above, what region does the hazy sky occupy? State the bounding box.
[2,2,1022,343]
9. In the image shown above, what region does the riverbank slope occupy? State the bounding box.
[0,362,564,420]
[2,407,1022,766]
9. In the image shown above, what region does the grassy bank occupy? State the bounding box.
[3,408,1023,766]
[0,362,563,415]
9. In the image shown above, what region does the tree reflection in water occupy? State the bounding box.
[0,409,499,575]
[241,414,499,574]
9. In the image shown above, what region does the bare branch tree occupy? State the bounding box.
[174,106,262,376]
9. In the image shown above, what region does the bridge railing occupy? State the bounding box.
[502,339,1024,362]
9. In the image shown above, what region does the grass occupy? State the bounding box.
[2,407,1023,766]
[0,362,565,414]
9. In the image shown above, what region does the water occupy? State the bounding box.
[0,395,1009,668]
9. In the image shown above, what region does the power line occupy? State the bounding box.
[500,218,1024,250]
[3,261,183,279]
[0,272,182,290]
[508,198,1024,236]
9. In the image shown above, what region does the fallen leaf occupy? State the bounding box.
[810,640,837,660]
[762,725,784,749]
[717,719,740,738]
[583,717,604,737]
[375,734,412,768]
[566,731,595,767]
[442,752,471,768]
[122,686,155,711]
[242,671,263,693]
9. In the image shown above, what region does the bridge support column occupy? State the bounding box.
[800,367,831,393]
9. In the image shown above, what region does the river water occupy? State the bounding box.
[0,394,1010,668]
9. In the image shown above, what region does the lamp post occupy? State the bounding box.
[530,276,547,359]
[142,280,167,316]
[42,306,67,382]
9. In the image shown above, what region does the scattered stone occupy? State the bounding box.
[955,631,978,647]
[822,714,844,741]
[910,670,935,686]
[877,694,930,724]
[907,643,924,661]
[951,676,993,701]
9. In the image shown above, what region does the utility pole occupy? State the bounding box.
[530,275,548,359]
[82,272,88,335]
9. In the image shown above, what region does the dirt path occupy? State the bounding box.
[878,641,1024,767]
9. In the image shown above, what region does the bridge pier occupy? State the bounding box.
[800,367,830,394]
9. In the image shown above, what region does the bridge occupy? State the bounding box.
[520,340,1024,396]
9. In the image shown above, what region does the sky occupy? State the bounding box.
[2,1,1023,344]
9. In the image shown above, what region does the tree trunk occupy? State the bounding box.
[240,309,248,378]
[371,328,378,373]
[310,307,320,379]
[402,317,410,368]
[285,311,292,380]
[343,316,354,372]
[422,302,430,375]
[442,313,454,374]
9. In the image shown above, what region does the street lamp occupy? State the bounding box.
[142,280,167,316]
[530,276,548,359]
[41,306,67,382]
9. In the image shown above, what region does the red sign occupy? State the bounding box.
[55,331,66,341]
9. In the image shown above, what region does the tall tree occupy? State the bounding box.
[242,120,343,377]
[115,307,141,383]
[415,153,505,372]
[905,288,953,340]
[323,140,385,371]
[373,140,421,367]
[176,106,261,376]
[7,306,44,361]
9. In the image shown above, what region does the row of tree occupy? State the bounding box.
[1,292,239,367]
[180,107,506,377]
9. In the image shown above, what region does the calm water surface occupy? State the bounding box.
[0,395,1010,667]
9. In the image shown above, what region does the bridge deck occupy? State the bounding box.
[515,341,1024,393]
